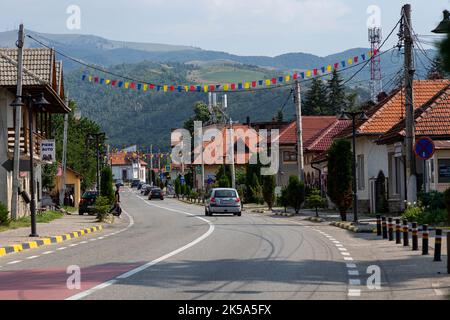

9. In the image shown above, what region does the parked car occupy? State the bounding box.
[205,188,242,217]
[79,191,98,215]
[137,182,144,190]
[148,188,164,200]
[143,185,155,196]
[140,184,148,194]
[131,180,141,188]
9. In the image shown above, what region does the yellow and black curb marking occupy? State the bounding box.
[330,221,373,233]
[305,217,325,223]
[0,225,103,257]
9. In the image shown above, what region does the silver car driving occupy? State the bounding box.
[205,188,242,217]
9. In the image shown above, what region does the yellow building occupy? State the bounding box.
[54,167,82,208]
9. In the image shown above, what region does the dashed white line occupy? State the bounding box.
[42,251,54,255]
[7,260,22,265]
[57,247,67,251]
[349,279,361,286]
[348,289,361,297]
[338,248,348,252]
[348,270,360,276]
[80,241,88,244]
[344,257,354,261]
[69,244,79,247]
[346,263,357,268]
[341,252,351,256]
[26,255,39,260]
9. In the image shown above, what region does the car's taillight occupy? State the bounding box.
[210,198,216,203]
[235,198,241,203]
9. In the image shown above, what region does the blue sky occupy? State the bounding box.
[1,0,449,56]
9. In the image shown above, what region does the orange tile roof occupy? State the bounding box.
[306,120,352,152]
[378,84,450,144]
[278,117,337,145]
[110,153,147,166]
[357,80,450,135]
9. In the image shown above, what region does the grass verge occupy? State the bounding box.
[0,210,64,233]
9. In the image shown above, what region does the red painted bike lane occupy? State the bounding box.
[0,262,141,300]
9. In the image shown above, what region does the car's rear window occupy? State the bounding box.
[82,192,96,199]
[214,190,237,198]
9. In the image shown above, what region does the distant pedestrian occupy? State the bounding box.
[110,185,122,217]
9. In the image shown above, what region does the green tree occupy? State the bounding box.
[0,202,9,225]
[327,69,346,114]
[327,139,353,221]
[306,189,324,217]
[427,56,446,79]
[42,163,57,191]
[100,167,114,203]
[183,102,221,135]
[245,154,262,203]
[262,174,276,210]
[286,176,305,214]
[278,187,289,213]
[250,173,264,204]
[304,78,329,115]
[174,178,181,199]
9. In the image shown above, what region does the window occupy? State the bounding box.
[389,153,403,196]
[357,155,365,190]
[438,159,450,183]
[214,190,237,198]
[283,151,297,163]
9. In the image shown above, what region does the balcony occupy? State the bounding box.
[7,128,44,159]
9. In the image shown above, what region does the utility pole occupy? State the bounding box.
[294,80,305,182]
[59,97,69,206]
[150,144,153,186]
[403,4,417,203]
[11,24,25,220]
[225,95,236,189]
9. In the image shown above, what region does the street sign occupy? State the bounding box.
[1,159,30,172]
[414,137,435,161]
[180,175,186,185]
[41,139,56,163]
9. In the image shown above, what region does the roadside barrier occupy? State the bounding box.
[388,218,394,241]
[395,219,402,244]
[403,219,409,247]
[412,222,419,251]
[434,229,442,262]
[382,217,388,239]
[376,215,382,236]
[422,224,429,255]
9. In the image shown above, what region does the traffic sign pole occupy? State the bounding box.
[414,138,435,194]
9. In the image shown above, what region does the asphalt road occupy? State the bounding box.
[0,188,447,300]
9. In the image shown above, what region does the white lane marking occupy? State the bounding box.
[69,244,78,247]
[344,257,354,261]
[89,239,97,242]
[7,260,22,265]
[341,252,351,256]
[335,244,344,247]
[57,247,67,251]
[80,241,88,244]
[66,203,215,300]
[348,289,361,297]
[346,263,357,269]
[42,251,54,255]
[26,255,39,260]
[333,241,341,244]
[348,270,360,276]
[349,279,361,286]
[98,237,105,240]
[338,248,348,252]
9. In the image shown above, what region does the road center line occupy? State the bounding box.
[66,195,215,301]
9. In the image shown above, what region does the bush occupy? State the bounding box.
[277,187,289,213]
[443,188,450,224]
[401,202,424,223]
[175,178,181,198]
[0,202,9,226]
[419,191,445,211]
[402,201,448,225]
[250,175,264,205]
[262,175,276,210]
[93,196,112,222]
[100,167,114,203]
[306,189,324,217]
[286,176,305,214]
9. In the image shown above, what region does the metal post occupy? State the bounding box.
[11,24,25,220]
[403,219,409,246]
[294,80,305,182]
[412,222,419,251]
[396,219,402,244]
[376,215,382,236]
[403,4,417,204]
[28,100,38,237]
[422,224,429,255]
[388,217,394,241]
[229,117,236,189]
[352,115,358,223]
[59,104,69,206]
[96,135,100,193]
[382,217,388,239]
[434,229,442,262]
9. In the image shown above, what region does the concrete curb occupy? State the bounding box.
[330,221,374,233]
[274,212,295,217]
[0,225,103,257]
[305,216,325,223]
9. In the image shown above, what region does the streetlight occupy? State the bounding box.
[432,10,450,34]
[339,110,369,224]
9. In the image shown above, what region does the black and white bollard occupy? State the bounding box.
[412,222,419,251]
[395,219,402,244]
[382,217,388,239]
[376,215,382,236]
[434,229,442,262]
[422,225,429,255]
[388,217,394,241]
[403,219,409,247]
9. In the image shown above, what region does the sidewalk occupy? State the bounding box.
[0,213,101,249]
